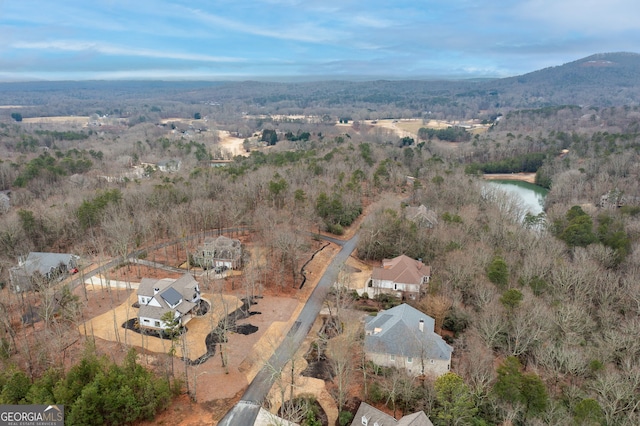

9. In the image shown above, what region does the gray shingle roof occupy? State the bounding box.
[15,252,78,276]
[137,273,200,322]
[351,402,433,426]
[138,277,173,297]
[365,304,452,361]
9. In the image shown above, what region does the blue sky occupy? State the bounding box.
[1,0,639,81]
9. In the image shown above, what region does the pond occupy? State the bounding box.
[486,179,548,215]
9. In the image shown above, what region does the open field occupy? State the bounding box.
[483,172,537,184]
[218,130,250,157]
[364,118,490,139]
[22,116,90,124]
[160,117,197,125]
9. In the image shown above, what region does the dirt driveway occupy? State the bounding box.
[79,287,303,398]
[80,290,243,359]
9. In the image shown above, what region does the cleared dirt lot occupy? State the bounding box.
[217,130,249,157]
[80,289,243,359]
[74,234,346,426]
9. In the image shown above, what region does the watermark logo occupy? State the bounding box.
[0,405,64,426]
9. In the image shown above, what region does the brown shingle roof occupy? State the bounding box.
[371,255,430,285]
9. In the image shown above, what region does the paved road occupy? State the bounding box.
[217,234,358,426]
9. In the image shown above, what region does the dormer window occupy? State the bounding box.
[361,416,368,425]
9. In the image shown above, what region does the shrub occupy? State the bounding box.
[486,255,509,288]
[338,411,354,426]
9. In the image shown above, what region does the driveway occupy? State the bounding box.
[217,234,358,426]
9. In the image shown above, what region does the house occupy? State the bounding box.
[137,273,201,331]
[156,159,181,172]
[9,252,80,292]
[192,235,242,270]
[352,402,433,426]
[367,255,430,300]
[404,205,438,229]
[364,304,452,377]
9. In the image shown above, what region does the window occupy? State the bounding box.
[407,357,413,363]
[154,321,160,327]
[143,319,149,323]
[394,283,397,290]
[430,359,435,364]
[390,355,395,362]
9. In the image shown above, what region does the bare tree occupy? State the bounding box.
[326,314,359,413]
[420,293,453,335]
[101,204,136,285]
[505,297,551,358]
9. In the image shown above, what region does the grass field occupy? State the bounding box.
[22,116,90,124]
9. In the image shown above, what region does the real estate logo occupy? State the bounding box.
[0,405,64,426]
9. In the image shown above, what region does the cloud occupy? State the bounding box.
[183,7,345,44]
[12,40,244,63]
[2,0,640,81]
[515,0,640,33]
[351,14,395,29]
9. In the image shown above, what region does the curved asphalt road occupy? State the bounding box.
[217,233,359,426]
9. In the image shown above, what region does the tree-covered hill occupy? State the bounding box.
[2,52,640,121]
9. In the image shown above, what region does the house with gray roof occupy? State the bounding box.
[351,402,433,426]
[404,205,438,229]
[9,252,79,292]
[192,235,242,270]
[368,255,430,300]
[364,304,452,377]
[156,159,181,172]
[137,273,201,330]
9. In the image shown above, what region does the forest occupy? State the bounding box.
[0,62,640,425]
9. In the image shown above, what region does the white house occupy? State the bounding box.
[368,255,430,300]
[364,304,452,377]
[137,273,201,330]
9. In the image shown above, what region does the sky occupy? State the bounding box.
[1,0,639,82]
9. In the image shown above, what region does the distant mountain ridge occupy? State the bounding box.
[483,52,640,107]
[1,52,639,115]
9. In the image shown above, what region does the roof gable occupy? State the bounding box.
[371,255,430,285]
[405,205,438,227]
[365,304,452,360]
[351,402,433,426]
[137,273,199,321]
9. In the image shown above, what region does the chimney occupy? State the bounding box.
[419,319,424,332]
[154,287,160,295]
